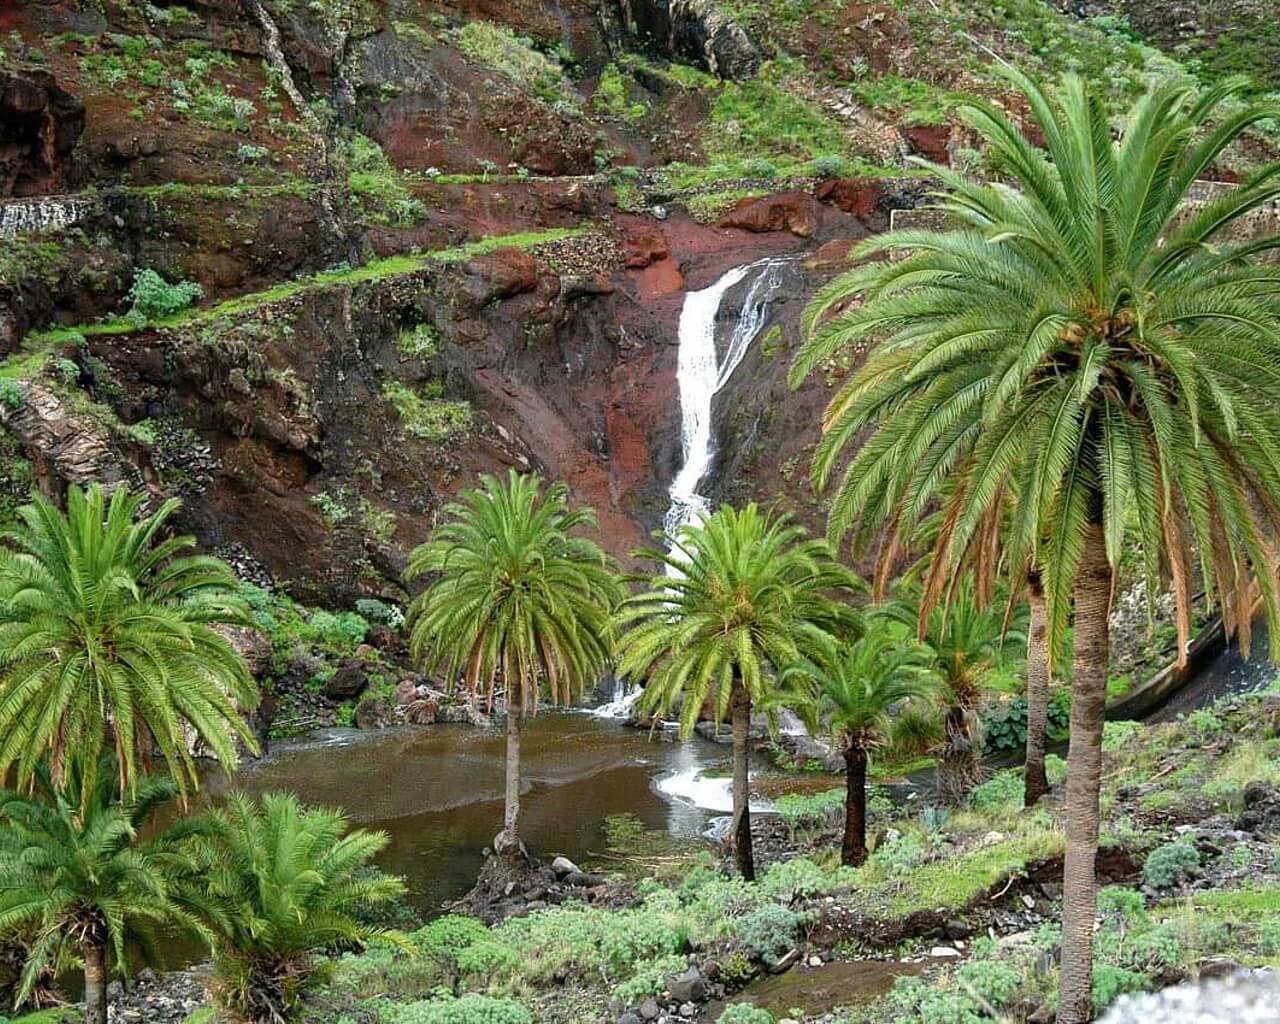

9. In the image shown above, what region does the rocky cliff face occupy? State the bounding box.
[1,0,1276,608]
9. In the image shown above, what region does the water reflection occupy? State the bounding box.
[201,714,728,914]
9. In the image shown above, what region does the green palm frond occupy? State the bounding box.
[404,470,622,712]
[614,504,864,736]
[791,70,1280,666]
[0,485,259,806]
[0,759,210,1009]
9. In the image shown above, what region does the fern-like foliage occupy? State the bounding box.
[192,791,406,1021]
[791,69,1280,667]
[404,470,622,712]
[614,504,862,733]
[0,485,259,806]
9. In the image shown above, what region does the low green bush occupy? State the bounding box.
[124,268,203,322]
[716,1005,773,1024]
[732,902,810,959]
[1142,842,1201,890]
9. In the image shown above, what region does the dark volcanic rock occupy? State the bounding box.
[0,67,85,195]
[323,661,370,700]
[617,0,762,80]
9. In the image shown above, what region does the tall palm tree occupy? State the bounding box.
[0,485,259,806]
[192,792,405,1023]
[791,69,1280,1021]
[779,619,938,865]
[404,471,622,854]
[0,763,209,1024]
[615,504,860,879]
[886,580,1022,804]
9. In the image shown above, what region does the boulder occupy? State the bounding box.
[323,661,369,700]
[456,250,541,311]
[668,966,706,1003]
[551,856,580,878]
[903,124,952,164]
[718,192,819,237]
[815,177,883,218]
[616,0,761,80]
[354,696,395,730]
[1235,782,1280,834]
[624,229,670,269]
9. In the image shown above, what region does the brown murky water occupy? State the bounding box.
[201,713,726,914]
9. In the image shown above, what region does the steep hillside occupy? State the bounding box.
[1,0,1277,607]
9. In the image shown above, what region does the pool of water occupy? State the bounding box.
[201,713,730,914]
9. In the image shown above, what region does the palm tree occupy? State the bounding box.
[791,70,1280,1021]
[404,471,622,855]
[886,580,1022,804]
[0,485,259,806]
[780,619,938,865]
[615,504,860,879]
[0,763,208,1024]
[193,792,405,1023]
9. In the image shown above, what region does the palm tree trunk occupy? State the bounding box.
[501,700,522,850]
[1058,518,1112,1024]
[842,744,869,866]
[1024,567,1051,806]
[730,682,755,881]
[83,937,108,1024]
[937,704,981,805]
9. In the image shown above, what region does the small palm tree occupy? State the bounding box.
[780,619,938,865]
[194,792,406,1023]
[791,69,1280,1021]
[615,504,861,880]
[404,471,622,854]
[887,581,1023,804]
[0,485,259,806]
[0,763,208,1024]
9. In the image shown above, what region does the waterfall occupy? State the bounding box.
[0,197,92,240]
[593,258,789,721]
[665,258,791,539]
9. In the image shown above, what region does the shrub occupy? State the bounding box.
[806,155,854,178]
[866,831,926,877]
[124,268,202,322]
[308,608,370,649]
[611,952,689,1003]
[716,1006,774,1024]
[759,856,852,898]
[382,994,533,1024]
[1261,919,1280,955]
[0,378,24,410]
[773,788,843,834]
[1092,964,1147,1009]
[739,157,778,179]
[733,902,810,959]
[1142,841,1201,889]
[956,960,1022,1007]
[384,381,472,442]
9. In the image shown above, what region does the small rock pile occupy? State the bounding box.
[107,966,207,1023]
[531,232,624,277]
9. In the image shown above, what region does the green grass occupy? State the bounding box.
[854,825,1064,916]
[1186,887,1280,922]
[28,229,586,345]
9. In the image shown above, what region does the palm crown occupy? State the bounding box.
[193,791,406,1021]
[791,70,1280,666]
[781,619,938,752]
[0,485,259,805]
[615,504,861,733]
[0,763,206,1009]
[405,470,622,711]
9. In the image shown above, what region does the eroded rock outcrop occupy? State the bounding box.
[616,0,761,80]
[0,380,135,497]
[0,68,85,196]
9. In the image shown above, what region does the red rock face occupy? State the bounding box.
[903,124,952,164]
[816,177,884,218]
[718,192,821,238]
[0,68,85,196]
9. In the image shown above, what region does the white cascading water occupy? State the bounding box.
[594,260,789,737]
[665,257,791,538]
[0,197,92,240]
